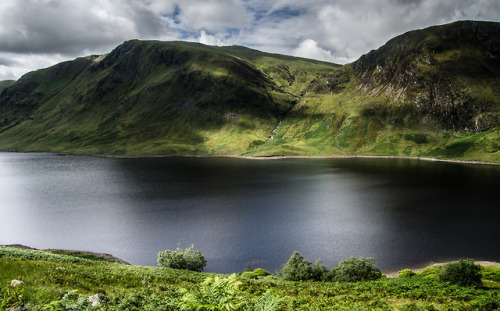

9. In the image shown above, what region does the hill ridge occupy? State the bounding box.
[0,20,498,162]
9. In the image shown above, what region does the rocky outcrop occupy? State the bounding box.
[351,21,500,132]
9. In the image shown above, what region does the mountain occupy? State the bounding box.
[0,21,499,162]
[252,20,500,162]
[353,20,500,132]
[0,80,15,92]
[0,41,337,155]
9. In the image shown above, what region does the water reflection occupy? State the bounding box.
[1,153,499,273]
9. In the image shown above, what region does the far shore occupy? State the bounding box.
[160,154,500,167]
[3,244,499,278]
[2,150,499,166]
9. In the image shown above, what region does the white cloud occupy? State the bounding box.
[0,52,68,80]
[293,39,335,62]
[199,31,224,46]
[0,0,499,80]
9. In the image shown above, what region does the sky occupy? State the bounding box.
[0,0,499,81]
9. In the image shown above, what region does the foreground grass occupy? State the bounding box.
[1,247,499,310]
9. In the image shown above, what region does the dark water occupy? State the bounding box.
[1,152,499,274]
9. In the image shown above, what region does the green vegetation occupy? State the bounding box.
[324,257,383,283]
[277,251,318,281]
[253,268,271,277]
[242,267,272,279]
[180,274,244,310]
[276,252,383,283]
[0,80,15,92]
[0,21,499,163]
[399,269,417,278]
[1,247,500,310]
[439,259,483,287]
[157,244,207,272]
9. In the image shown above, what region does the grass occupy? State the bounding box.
[1,247,499,310]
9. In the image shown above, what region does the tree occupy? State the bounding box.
[325,257,383,282]
[157,244,206,272]
[439,259,482,287]
[277,252,315,281]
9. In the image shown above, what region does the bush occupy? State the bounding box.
[241,271,257,279]
[325,257,383,282]
[439,259,482,287]
[277,252,315,281]
[399,269,417,278]
[157,244,206,272]
[253,268,271,277]
[311,259,327,281]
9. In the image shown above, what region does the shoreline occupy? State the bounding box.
[3,244,499,277]
[1,150,499,166]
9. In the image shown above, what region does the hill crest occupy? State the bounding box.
[0,21,498,162]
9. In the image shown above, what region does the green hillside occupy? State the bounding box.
[0,21,499,162]
[249,21,500,162]
[0,80,15,92]
[1,247,500,310]
[0,41,336,156]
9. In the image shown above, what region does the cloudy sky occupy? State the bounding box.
[0,0,499,80]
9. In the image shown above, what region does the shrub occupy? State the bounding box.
[399,269,417,278]
[157,244,206,272]
[241,271,257,279]
[439,259,482,287]
[277,252,315,281]
[311,259,327,281]
[50,290,90,311]
[253,268,271,277]
[326,257,383,282]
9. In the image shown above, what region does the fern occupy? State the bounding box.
[253,290,283,311]
[181,274,243,311]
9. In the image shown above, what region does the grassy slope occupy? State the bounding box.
[1,247,499,310]
[0,41,337,156]
[0,21,498,162]
[248,78,500,163]
[0,80,15,92]
[248,21,500,162]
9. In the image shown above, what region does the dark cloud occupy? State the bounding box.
[0,56,17,66]
[390,0,425,5]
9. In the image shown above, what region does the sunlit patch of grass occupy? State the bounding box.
[1,247,500,310]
